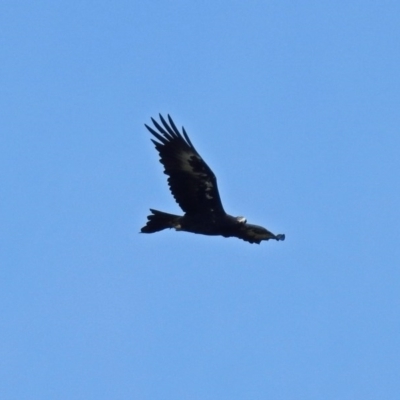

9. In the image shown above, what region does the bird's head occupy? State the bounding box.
[244,223,285,242]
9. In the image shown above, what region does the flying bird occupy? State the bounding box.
[140,114,285,244]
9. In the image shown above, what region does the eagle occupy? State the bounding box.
[140,114,285,244]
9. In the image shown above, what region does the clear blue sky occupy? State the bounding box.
[1,2,399,399]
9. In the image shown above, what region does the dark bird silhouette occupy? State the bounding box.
[141,114,285,244]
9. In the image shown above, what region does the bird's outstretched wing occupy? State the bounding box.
[145,114,225,216]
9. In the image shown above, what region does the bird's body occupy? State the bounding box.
[141,114,285,244]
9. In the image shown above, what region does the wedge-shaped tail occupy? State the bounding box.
[141,209,181,233]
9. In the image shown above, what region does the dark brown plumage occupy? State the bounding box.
[141,114,285,244]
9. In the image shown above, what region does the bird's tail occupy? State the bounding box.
[140,209,181,233]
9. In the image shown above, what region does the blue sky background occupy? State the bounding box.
[1,1,399,399]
